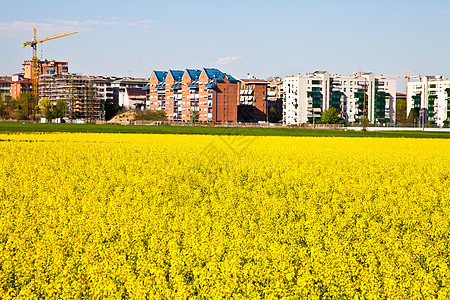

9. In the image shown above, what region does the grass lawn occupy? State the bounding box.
[0,122,449,138]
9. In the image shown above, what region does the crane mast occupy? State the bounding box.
[22,28,78,119]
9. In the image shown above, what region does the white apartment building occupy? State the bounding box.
[282,71,396,125]
[406,76,450,127]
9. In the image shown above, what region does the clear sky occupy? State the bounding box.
[1,0,449,91]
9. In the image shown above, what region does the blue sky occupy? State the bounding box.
[1,0,449,91]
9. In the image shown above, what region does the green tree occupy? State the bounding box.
[320,107,340,124]
[0,93,8,118]
[360,117,369,131]
[10,92,33,120]
[39,97,54,122]
[155,110,167,121]
[190,109,199,123]
[396,98,407,124]
[134,109,167,121]
[268,106,281,123]
[105,102,122,121]
[54,99,66,119]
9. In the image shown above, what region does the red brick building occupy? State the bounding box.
[146,71,168,112]
[181,69,201,122]
[145,68,240,123]
[238,79,268,122]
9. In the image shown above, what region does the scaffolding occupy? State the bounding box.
[39,74,104,122]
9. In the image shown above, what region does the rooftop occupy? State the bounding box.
[240,79,268,84]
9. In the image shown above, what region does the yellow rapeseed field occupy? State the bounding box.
[0,132,449,299]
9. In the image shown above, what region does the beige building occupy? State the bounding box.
[23,59,69,80]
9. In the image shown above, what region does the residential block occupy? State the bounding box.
[283,71,396,125]
[407,76,450,126]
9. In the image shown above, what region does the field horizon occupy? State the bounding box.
[0,122,450,139]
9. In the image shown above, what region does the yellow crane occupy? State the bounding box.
[382,71,421,98]
[22,28,78,118]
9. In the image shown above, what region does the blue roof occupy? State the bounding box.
[186,69,201,80]
[188,81,199,88]
[205,81,217,88]
[142,83,150,90]
[203,68,223,80]
[155,83,165,89]
[171,83,181,89]
[169,70,184,81]
[203,68,238,83]
[226,74,239,82]
[153,71,167,82]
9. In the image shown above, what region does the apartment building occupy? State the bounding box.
[118,88,147,109]
[145,71,168,112]
[112,78,148,109]
[0,77,12,96]
[145,68,239,122]
[406,76,450,126]
[266,76,284,122]
[238,78,268,122]
[283,71,396,125]
[181,69,202,122]
[23,59,69,79]
[39,74,104,121]
[10,74,32,99]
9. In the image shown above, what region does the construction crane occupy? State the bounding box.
[382,71,421,98]
[22,28,78,118]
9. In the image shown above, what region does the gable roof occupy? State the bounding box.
[153,71,168,82]
[169,70,184,81]
[185,69,202,80]
[202,68,239,87]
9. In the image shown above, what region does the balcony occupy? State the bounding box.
[240,89,254,95]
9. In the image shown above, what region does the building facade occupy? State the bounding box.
[283,71,396,125]
[39,74,104,121]
[145,68,240,123]
[238,78,268,122]
[23,59,69,80]
[266,76,284,122]
[118,88,147,109]
[406,76,450,127]
[0,77,12,96]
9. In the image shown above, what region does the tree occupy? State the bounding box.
[10,92,33,120]
[396,98,407,124]
[54,99,66,119]
[320,107,340,124]
[190,109,199,123]
[0,93,8,118]
[268,106,281,123]
[39,97,54,122]
[134,109,167,121]
[360,117,369,131]
[406,108,419,125]
[105,102,122,121]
